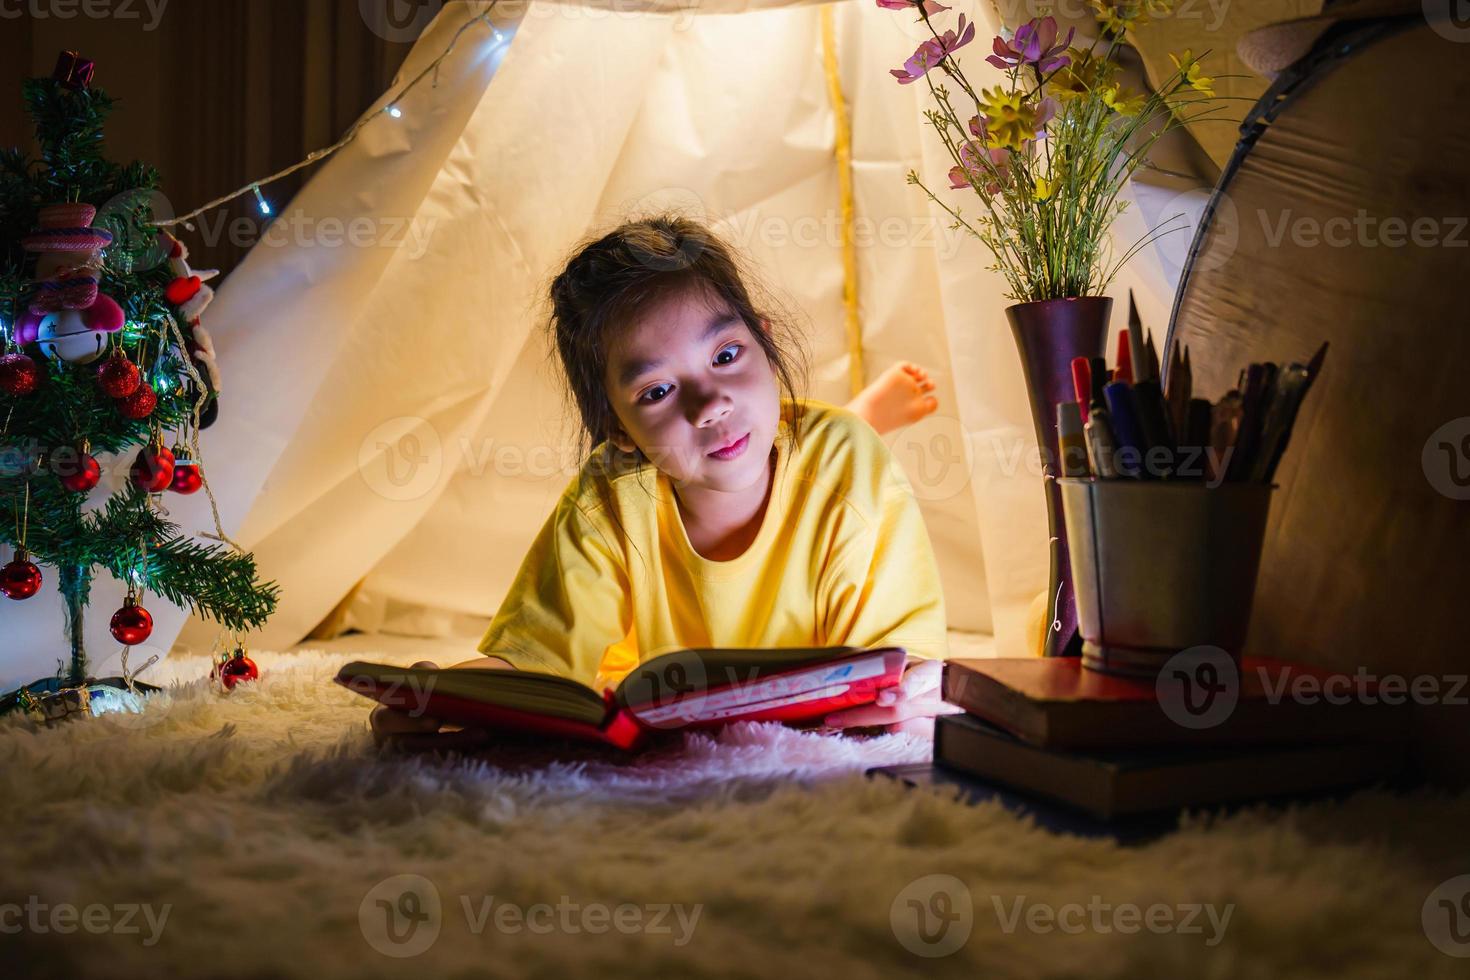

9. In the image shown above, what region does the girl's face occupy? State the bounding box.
[603,286,781,495]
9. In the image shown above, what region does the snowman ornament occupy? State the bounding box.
[15,203,125,364]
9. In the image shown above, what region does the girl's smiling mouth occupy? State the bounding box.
[707,433,750,460]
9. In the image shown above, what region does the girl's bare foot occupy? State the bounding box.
[846,362,939,435]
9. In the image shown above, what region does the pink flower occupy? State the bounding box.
[985,16,1074,73]
[875,0,952,14]
[1033,95,1059,130]
[890,14,976,84]
[948,139,1010,196]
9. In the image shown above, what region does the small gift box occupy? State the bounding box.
[52,50,96,90]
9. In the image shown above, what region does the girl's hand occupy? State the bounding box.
[368,658,510,752]
[820,657,965,737]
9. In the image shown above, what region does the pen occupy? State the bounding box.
[1251,365,1309,482]
[1133,378,1175,475]
[1071,356,1092,408]
[1185,397,1213,480]
[1088,356,1108,412]
[1085,405,1119,479]
[1057,401,1090,478]
[1104,381,1148,478]
[1114,328,1133,386]
[1228,363,1275,481]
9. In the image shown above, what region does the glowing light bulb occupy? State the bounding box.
[388,104,403,118]
[252,185,272,216]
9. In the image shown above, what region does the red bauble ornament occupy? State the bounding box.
[109,596,153,646]
[129,444,176,493]
[96,351,141,398]
[212,650,260,690]
[169,453,202,494]
[52,448,102,493]
[1,550,43,600]
[117,382,157,419]
[0,352,40,396]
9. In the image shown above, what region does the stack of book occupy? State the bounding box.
[925,657,1409,821]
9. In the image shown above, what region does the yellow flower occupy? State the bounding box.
[1033,176,1057,201]
[1047,46,1116,101]
[1089,1,1149,35]
[1169,50,1215,97]
[1101,84,1147,116]
[980,87,1039,151]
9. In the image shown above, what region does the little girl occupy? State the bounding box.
[372,216,963,748]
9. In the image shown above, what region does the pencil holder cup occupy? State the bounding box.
[1058,479,1275,679]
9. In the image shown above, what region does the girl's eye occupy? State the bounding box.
[640,384,671,405]
[715,344,742,365]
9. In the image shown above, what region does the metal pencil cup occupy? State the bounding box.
[1058,479,1275,679]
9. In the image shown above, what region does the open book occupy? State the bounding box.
[336,646,910,750]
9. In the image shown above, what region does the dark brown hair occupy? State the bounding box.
[544,214,811,493]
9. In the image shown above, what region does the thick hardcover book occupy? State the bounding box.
[933,712,1405,820]
[942,657,1411,750]
[337,646,909,751]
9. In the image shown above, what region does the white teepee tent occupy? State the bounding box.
[3,0,1223,689]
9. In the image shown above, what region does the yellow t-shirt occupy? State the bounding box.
[476,398,948,690]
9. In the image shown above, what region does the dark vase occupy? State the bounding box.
[1005,296,1111,658]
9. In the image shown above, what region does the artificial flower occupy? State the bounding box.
[984,16,1075,73]
[1169,49,1215,96]
[1089,1,1150,36]
[875,0,952,14]
[889,14,977,84]
[980,87,1045,151]
[1046,46,1114,99]
[1033,175,1057,201]
[1032,96,1059,131]
[948,139,1011,196]
[1100,84,1147,116]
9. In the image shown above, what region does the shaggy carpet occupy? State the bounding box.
[2,641,1468,980]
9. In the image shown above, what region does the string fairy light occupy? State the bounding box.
[152,2,504,231]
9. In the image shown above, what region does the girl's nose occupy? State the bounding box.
[691,389,733,428]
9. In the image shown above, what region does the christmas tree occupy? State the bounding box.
[0,52,277,691]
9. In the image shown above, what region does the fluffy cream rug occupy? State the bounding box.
[2,643,1468,979]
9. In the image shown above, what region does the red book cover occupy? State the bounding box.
[337,647,910,751]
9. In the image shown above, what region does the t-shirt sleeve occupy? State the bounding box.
[475,499,631,687]
[817,460,949,662]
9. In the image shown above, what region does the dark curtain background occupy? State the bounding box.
[0,0,424,276]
